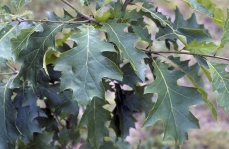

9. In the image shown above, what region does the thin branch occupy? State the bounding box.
[61,0,100,24]
[0,72,18,75]
[6,63,17,72]
[18,19,89,24]
[142,49,229,61]
[54,114,64,127]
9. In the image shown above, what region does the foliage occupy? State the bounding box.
[0,0,228,148]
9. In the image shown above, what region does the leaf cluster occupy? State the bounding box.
[0,0,229,148]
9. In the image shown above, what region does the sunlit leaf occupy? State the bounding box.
[185,39,218,54]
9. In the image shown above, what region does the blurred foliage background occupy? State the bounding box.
[1,0,229,148]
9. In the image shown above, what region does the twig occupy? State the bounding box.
[61,0,100,24]
[18,19,89,24]
[0,72,18,75]
[6,63,17,72]
[54,114,64,127]
[141,49,229,62]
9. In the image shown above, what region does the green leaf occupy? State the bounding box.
[139,3,171,27]
[169,56,217,120]
[11,0,31,11]
[95,10,111,22]
[156,8,211,44]
[17,132,53,149]
[185,39,218,54]
[121,63,142,88]
[12,23,64,85]
[78,97,111,149]
[15,107,41,144]
[102,21,147,81]
[81,0,111,10]
[131,25,152,45]
[11,25,41,60]
[110,85,141,139]
[181,0,213,18]
[0,24,17,60]
[208,62,229,113]
[196,0,224,26]
[0,81,20,148]
[144,60,203,144]
[219,9,229,49]
[55,25,122,105]
[36,66,79,119]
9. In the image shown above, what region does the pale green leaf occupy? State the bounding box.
[197,0,224,26]
[11,0,31,11]
[182,0,213,18]
[0,25,17,60]
[208,62,229,113]
[185,39,218,54]
[219,9,229,49]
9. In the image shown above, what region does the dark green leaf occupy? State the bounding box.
[17,132,53,149]
[0,81,20,149]
[55,25,122,105]
[121,63,142,88]
[169,56,217,120]
[12,23,64,85]
[110,85,141,139]
[78,97,111,149]
[144,60,203,144]
[102,21,147,81]
[156,8,211,44]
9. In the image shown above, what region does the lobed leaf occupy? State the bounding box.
[12,23,64,85]
[11,0,32,11]
[185,39,218,54]
[0,24,17,60]
[208,62,229,113]
[0,81,20,148]
[78,97,111,149]
[55,25,122,105]
[144,60,203,144]
[196,0,224,26]
[156,8,211,45]
[219,9,229,49]
[102,21,147,81]
[181,0,213,18]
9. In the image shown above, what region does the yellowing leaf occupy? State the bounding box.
[185,39,218,54]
